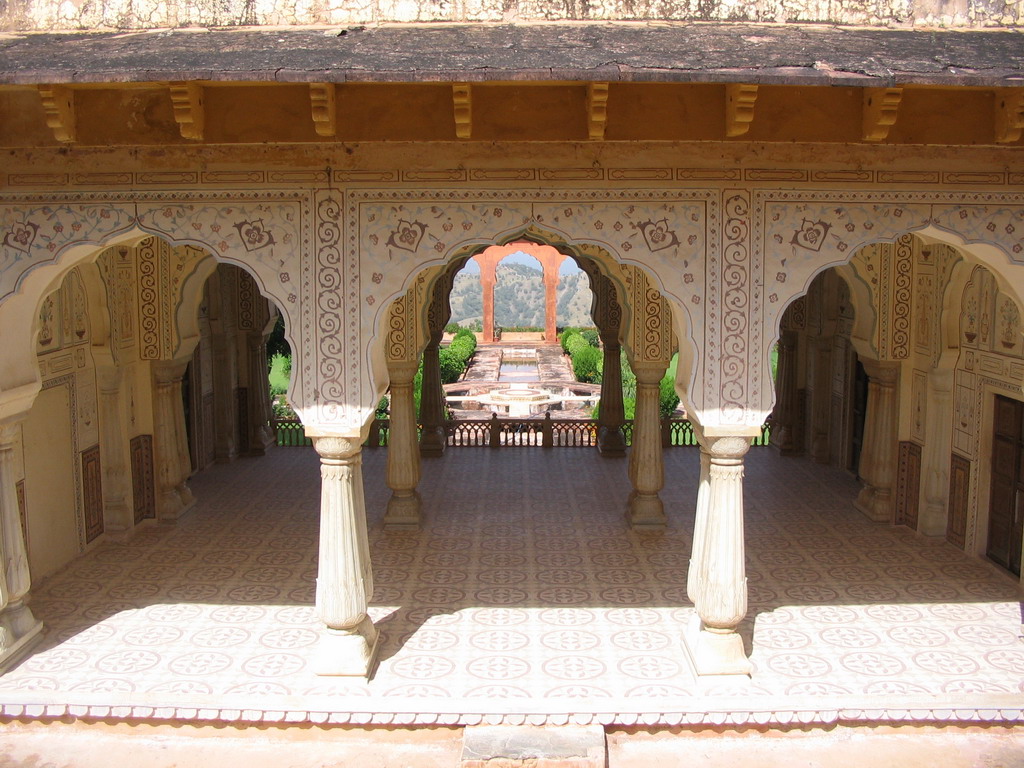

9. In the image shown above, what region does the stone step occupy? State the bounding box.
[461,725,607,768]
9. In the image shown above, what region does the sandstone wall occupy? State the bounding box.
[1,0,1020,30]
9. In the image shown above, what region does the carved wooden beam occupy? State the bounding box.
[862,87,902,142]
[38,85,75,143]
[453,83,472,140]
[309,83,337,138]
[994,88,1024,144]
[170,82,205,141]
[725,83,758,138]
[587,82,610,141]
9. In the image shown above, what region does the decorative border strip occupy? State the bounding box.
[3,167,1023,191]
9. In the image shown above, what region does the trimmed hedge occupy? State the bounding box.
[439,327,477,384]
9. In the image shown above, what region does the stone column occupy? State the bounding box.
[686,446,712,605]
[807,336,832,463]
[770,330,800,455]
[0,420,43,671]
[153,360,194,521]
[626,363,668,528]
[480,264,497,343]
[211,329,239,462]
[311,436,378,676]
[245,332,274,456]
[919,368,954,536]
[854,359,899,522]
[543,268,559,344]
[96,366,134,539]
[597,340,626,457]
[384,362,422,529]
[684,434,751,676]
[419,332,447,457]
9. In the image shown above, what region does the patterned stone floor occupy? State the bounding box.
[1,445,1022,726]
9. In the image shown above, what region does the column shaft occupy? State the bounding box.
[245,333,274,456]
[0,421,43,670]
[854,360,899,523]
[597,343,626,457]
[684,435,751,676]
[419,338,447,457]
[919,369,953,536]
[481,269,496,343]
[807,336,832,463]
[97,366,133,538]
[153,361,194,521]
[312,436,378,676]
[384,364,422,528]
[771,330,801,455]
[626,364,667,528]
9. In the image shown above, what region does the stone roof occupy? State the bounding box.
[0,22,1022,87]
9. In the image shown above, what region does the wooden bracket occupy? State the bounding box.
[725,83,758,138]
[863,87,902,142]
[38,85,76,143]
[310,83,337,138]
[995,88,1024,144]
[170,82,205,141]
[453,83,472,140]
[587,82,610,140]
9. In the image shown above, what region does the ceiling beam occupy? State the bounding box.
[37,85,76,143]
[862,87,902,142]
[587,82,610,140]
[309,83,337,138]
[725,83,758,138]
[995,88,1024,144]
[453,83,472,140]
[170,82,205,141]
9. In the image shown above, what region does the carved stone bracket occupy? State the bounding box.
[37,85,76,143]
[310,83,337,138]
[725,84,758,138]
[587,82,610,141]
[170,82,205,141]
[995,88,1024,144]
[863,88,902,142]
[453,83,472,140]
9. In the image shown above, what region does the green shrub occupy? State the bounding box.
[580,329,600,348]
[565,333,590,357]
[572,345,602,383]
[560,327,580,353]
[659,375,680,419]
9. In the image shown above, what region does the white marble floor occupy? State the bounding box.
[1,445,1021,727]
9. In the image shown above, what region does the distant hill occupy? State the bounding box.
[448,262,594,329]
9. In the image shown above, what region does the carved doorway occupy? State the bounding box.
[988,394,1024,576]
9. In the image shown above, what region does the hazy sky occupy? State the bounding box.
[458,251,581,276]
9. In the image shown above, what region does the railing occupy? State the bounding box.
[276,415,771,449]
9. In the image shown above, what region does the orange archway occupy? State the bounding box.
[472,242,568,343]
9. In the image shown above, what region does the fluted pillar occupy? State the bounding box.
[770,330,800,455]
[97,366,133,539]
[919,368,954,536]
[684,435,751,676]
[211,329,239,462]
[854,359,899,523]
[686,447,712,605]
[419,334,447,457]
[245,332,274,456]
[312,436,378,676]
[384,362,422,529]
[807,336,832,463]
[0,420,43,671]
[626,363,667,528]
[597,341,626,457]
[153,360,194,521]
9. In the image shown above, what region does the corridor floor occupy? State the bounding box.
[1,445,1021,727]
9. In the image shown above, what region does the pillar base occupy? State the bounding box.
[854,485,892,523]
[157,490,196,522]
[598,426,626,458]
[419,427,447,458]
[0,605,43,674]
[683,614,751,677]
[384,491,422,530]
[313,617,380,677]
[918,502,947,537]
[626,490,666,529]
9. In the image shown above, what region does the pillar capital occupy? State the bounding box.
[152,358,190,385]
[702,434,752,463]
[312,435,362,463]
[631,361,668,386]
[387,361,420,385]
[861,357,899,385]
